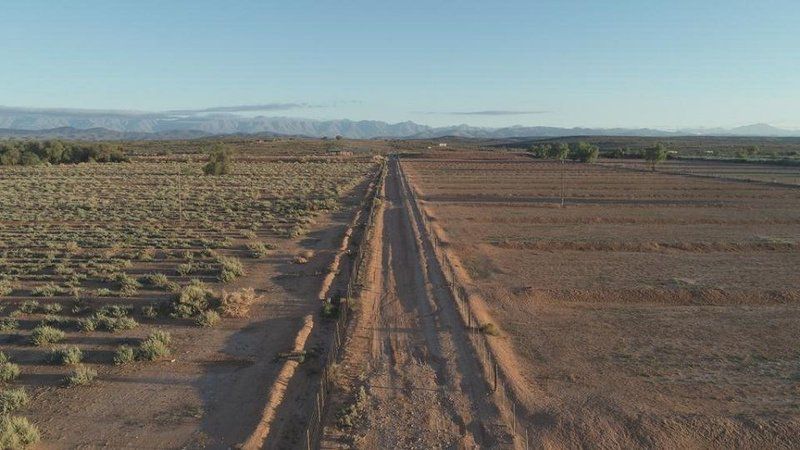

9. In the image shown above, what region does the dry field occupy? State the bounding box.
[601,158,800,186]
[0,155,379,447]
[402,153,800,448]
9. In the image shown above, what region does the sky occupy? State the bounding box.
[2,0,799,129]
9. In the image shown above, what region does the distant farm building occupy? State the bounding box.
[438,143,448,147]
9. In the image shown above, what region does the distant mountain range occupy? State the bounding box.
[0,107,798,140]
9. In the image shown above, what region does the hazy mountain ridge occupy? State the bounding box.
[0,108,797,140]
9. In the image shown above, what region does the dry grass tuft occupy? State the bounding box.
[219,288,262,318]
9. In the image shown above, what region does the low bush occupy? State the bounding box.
[217,256,244,283]
[51,346,83,365]
[246,242,271,258]
[479,322,500,336]
[142,273,179,292]
[41,303,62,314]
[66,364,97,386]
[219,288,261,318]
[0,278,15,297]
[29,325,65,346]
[18,301,40,314]
[0,415,40,449]
[0,318,18,331]
[136,332,171,361]
[113,345,135,365]
[173,281,214,318]
[0,362,20,383]
[195,310,220,327]
[0,388,29,414]
[30,283,64,297]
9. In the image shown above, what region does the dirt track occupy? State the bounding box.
[329,158,510,448]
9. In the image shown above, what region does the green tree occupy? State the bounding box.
[570,142,599,163]
[644,143,668,171]
[203,143,233,175]
[554,143,570,160]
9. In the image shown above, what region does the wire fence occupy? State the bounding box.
[302,159,388,450]
[396,157,532,449]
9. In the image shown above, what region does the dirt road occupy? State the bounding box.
[332,157,510,448]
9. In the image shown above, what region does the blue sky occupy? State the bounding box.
[2,1,798,128]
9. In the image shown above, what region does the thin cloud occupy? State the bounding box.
[167,103,319,114]
[447,110,551,116]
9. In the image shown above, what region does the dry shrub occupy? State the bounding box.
[0,415,40,448]
[219,288,262,318]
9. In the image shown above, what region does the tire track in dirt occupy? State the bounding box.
[349,157,510,449]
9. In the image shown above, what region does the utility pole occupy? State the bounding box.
[560,158,565,207]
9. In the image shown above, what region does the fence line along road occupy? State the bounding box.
[302,159,387,450]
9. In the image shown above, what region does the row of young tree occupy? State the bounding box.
[0,140,128,166]
[528,141,668,170]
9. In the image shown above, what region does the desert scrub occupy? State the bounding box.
[246,242,272,258]
[173,280,215,318]
[217,256,244,283]
[66,364,97,386]
[114,272,141,296]
[141,273,179,292]
[0,388,29,414]
[29,325,65,346]
[219,288,261,318]
[136,331,171,361]
[0,278,15,297]
[337,385,368,428]
[18,301,39,314]
[30,282,64,297]
[176,263,194,276]
[0,415,40,449]
[479,322,500,336]
[0,353,20,383]
[41,303,62,314]
[113,345,135,365]
[0,318,18,331]
[50,346,83,365]
[195,310,220,327]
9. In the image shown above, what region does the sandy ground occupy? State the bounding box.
[402,154,800,449]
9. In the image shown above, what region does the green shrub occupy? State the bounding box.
[0,415,40,449]
[217,256,244,283]
[115,273,141,296]
[141,305,159,318]
[51,346,83,365]
[66,364,97,386]
[0,362,20,383]
[246,242,271,258]
[173,281,214,318]
[113,345,135,365]
[29,325,65,346]
[136,332,171,361]
[142,273,179,291]
[195,310,220,327]
[176,263,194,276]
[0,388,29,414]
[97,315,138,333]
[18,301,40,314]
[0,318,19,331]
[78,318,97,332]
[0,278,15,297]
[202,143,233,175]
[30,283,63,297]
[41,303,62,314]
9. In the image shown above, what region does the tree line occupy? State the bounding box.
[0,140,128,166]
[528,141,668,170]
